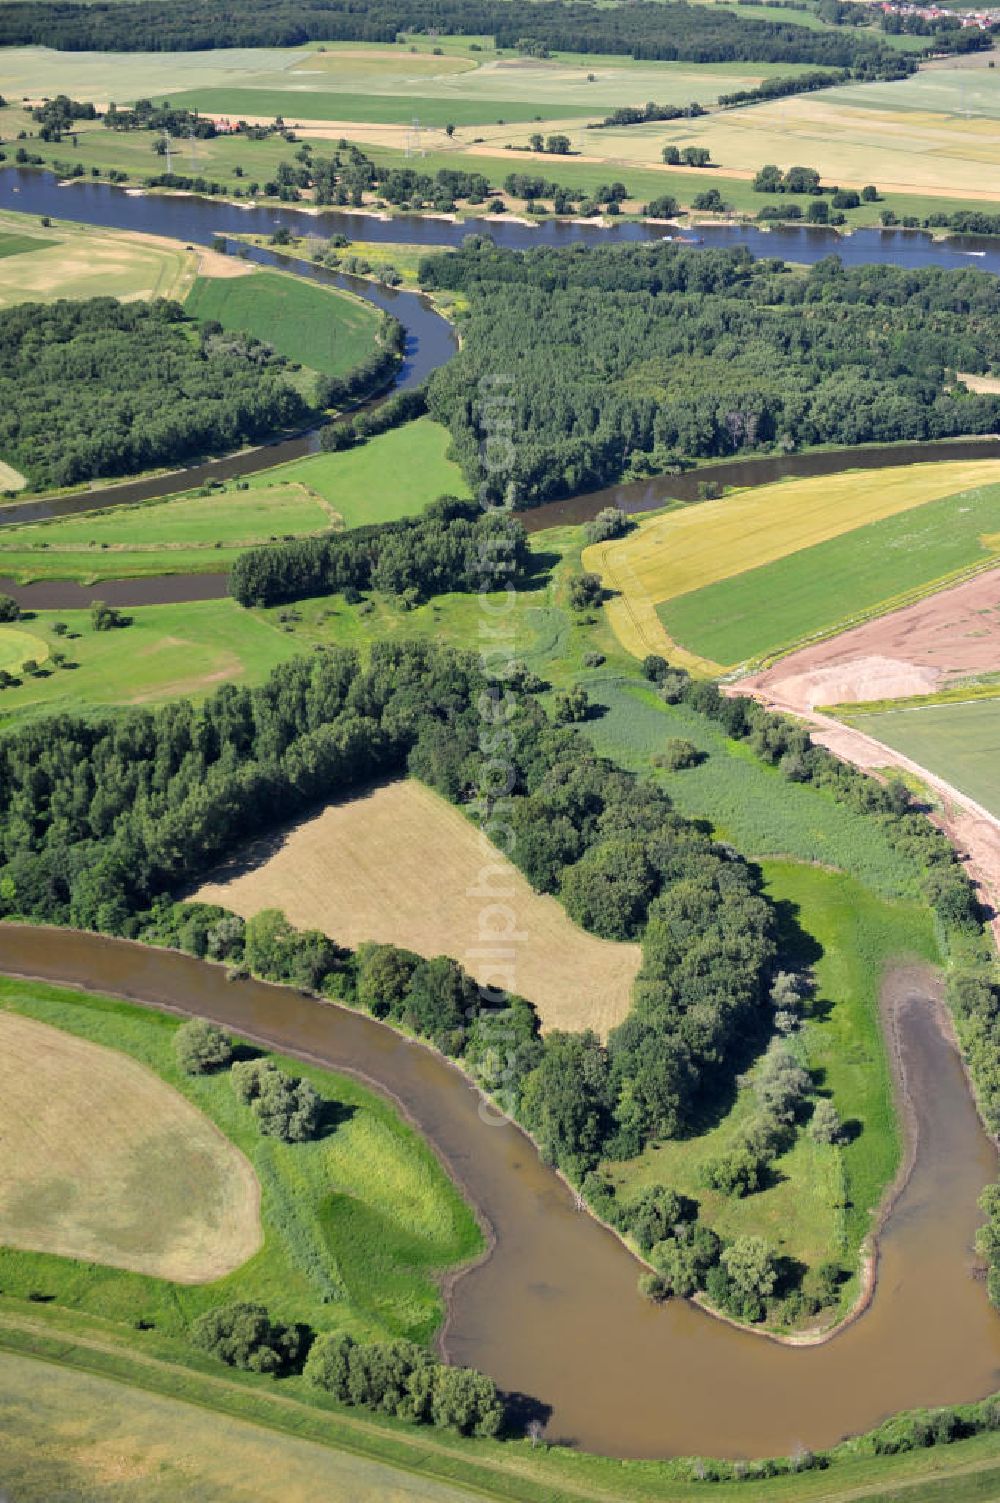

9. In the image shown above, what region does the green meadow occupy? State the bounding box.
[249,417,470,526]
[0,231,54,259]
[844,698,1000,820]
[166,87,591,126]
[0,975,482,1345]
[0,599,293,723]
[658,481,1000,666]
[185,270,383,379]
[0,484,334,582]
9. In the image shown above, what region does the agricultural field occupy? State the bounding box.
[194,777,643,1036]
[0,210,199,306]
[583,458,1000,671]
[843,698,1000,820]
[0,599,293,722]
[0,1010,261,1280]
[248,417,470,527]
[0,1351,487,1503]
[0,483,336,582]
[0,974,482,1345]
[658,477,1000,668]
[609,860,935,1297]
[184,269,383,381]
[565,65,1000,200]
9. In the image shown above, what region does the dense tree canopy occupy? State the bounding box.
[0,298,305,489]
[423,240,1000,506]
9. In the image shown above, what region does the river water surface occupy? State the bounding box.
[0,927,997,1459]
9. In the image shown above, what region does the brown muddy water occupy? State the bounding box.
[1,927,998,1459]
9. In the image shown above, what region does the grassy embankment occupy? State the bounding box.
[609,860,936,1308]
[0,976,482,1346]
[582,459,1000,670]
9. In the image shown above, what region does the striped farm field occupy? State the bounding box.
[659,479,1000,669]
[584,459,1000,672]
[195,778,642,1036]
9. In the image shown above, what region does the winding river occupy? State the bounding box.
[2,175,1000,1452]
[0,926,997,1460]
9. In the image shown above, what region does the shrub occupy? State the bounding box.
[583,506,630,544]
[190,1301,304,1374]
[655,738,701,771]
[231,1058,322,1142]
[0,594,20,622]
[173,1017,233,1075]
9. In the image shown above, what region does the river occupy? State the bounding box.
[0,926,996,1460]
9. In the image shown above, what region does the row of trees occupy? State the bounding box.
[0,0,915,74]
[421,238,1000,507]
[228,497,529,608]
[0,298,306,490]
[191,1302,504,1433]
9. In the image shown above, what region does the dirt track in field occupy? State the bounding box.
[736,566,1000,941]
[742,566,1000,712]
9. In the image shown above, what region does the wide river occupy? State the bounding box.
[0,926,997,1459]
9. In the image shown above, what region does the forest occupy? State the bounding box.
[0,298,306,489]
[0,0,913,74]
[422,241,1000,507]
[228,496,529,607]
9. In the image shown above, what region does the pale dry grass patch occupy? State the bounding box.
[0,1011,261,1280]
[195,779,641,1036]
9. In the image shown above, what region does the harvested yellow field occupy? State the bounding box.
[0,1010,261,1280]
[584,459,1000,670]
[195,779,641,1036]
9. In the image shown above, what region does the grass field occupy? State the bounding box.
[248,417,470,526]
[658,478,1000,667]
[844,698,1000,820]
[608,861,936,1304]
[0,211,199,307]
[584,459,1000,671]
[0,1350,486,1503]
[184,270,382,379]
[168,87,596,126]
[0,975,482,1346]
[0,484,336,582]
[0,1010,261,1281]
[194,777,642,1036]
[0,599,293,722]
[0,624,49,672]
[0,229,54,259]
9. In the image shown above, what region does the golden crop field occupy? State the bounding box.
[195,778,642,1036]
[0,1010,261,1280]
[584,459,1000,670]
